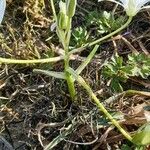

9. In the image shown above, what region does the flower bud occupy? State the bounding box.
[58,12,68,30]
[59,1,67,14]
[66,0,77,18]
[57,1,68,30]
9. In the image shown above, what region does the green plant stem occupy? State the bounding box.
[50,0,57,22]
[65,44,76,100]
[69,16,133,55]
[63,18,76,100]
[65,72,76,99]
[0,56,63,64]
[68,68,133,142]
[50,0,75,100]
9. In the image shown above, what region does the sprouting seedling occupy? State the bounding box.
[0,0,6,23]
[98,0,150,17]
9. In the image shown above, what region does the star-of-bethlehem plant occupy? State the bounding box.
[0,0,150,147]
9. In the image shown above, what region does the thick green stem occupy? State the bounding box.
[64,47,76,99]
[63,18,76,100]
[50,0,76,100]
[68,68,133,142]
[65,72,76,99]
[69,16,133,55]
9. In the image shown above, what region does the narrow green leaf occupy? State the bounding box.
[33,69,66,79]
[76,45,99,75]
[66,0,77,18]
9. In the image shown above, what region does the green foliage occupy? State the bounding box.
[102,53,150,92]
[71,10,123,47]
[86,10,126,34]
[71,27,90,47]
[102,53,133,92]
[132,123,150,145]
[128,53,150,79]
[134,146,146,150]
[121,144,131,150]
[121,144,146,150]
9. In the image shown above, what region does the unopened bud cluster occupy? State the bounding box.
[58,0,77,30]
